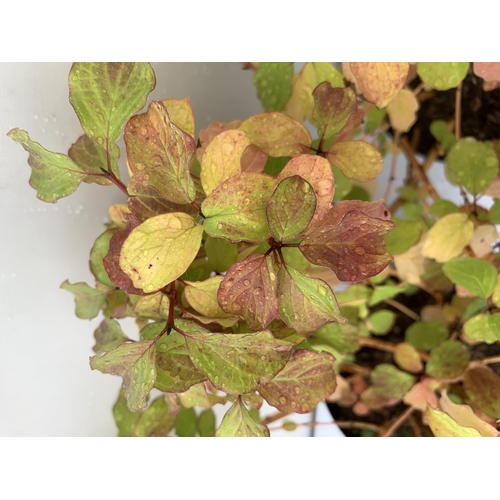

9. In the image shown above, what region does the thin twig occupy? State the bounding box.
[382,406,415,437]
[241,62,258,72]
[358,336,396,353]
[384,298,420,321]
[400,137,440,201]
[261,411,289,426]
[339,362,371,377]
[482,355,500,365]
[269,420,381,435]
[455,82,463,141]
[384,132,401,202]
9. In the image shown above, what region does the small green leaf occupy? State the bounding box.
[258,349,337,414]
[405,321,449,351]
[312,322,360,354]
[202,173,275,243]
[416,62,469,91]
[216,398,270,437]
[90,339,156,411]
[327,140,383,182]
[266,176,316,242]
[443,257,497,299]
[421,213,474,263]
[134,396,177,437]
[263,156,291,177]
[430,120,456,152]
[463,367,500,418]
[366,310,396,335]
[253,62,294,112]
[90,229,116,287]
[425,406,481,437]
[8,129,86,202]
[113,389,141,437]
[446,138,499,195]
[282,420,298,432]
[200,129,250,196]
[489,199,500,224]
[120,212,203,293]
[205,236,238,273]
[175,407,197,437]
[278,266,345,333]
[93,318,128,355]
[368,285,402,306]
[179,383,227,408]
[331,165,353,201]
[365,106,387,133]
[429,199,460,217]
[60,280,106,319]
[69,62,155,145]
[384,218,422,256]
[239,112,312,157]
[463,313,500,344]
[125,101,197,204]
[425,340,470,379]
[197,409,216,437]
[185,330,293,394]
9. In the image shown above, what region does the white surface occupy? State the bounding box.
[0,62,344,436]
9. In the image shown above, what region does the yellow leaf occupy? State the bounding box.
[161,97,195,137]
[386,89,419,132]
[425,406,482,437]
[421,213,474,263]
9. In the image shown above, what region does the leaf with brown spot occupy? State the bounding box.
[202,173,275,243]
[161,97,195,137]
[239,112,312,157]
[469,224,498,258]
[266,176,316,242]
[386,89,419,133]
[349,62,409,108]
[124,101,197,204]
[275,155,334,226]
[185,330,294,394]
[218,253,279,330]
[312,83,357,139]
[300,203,394,282]
[463,366,500,418]
[327,140,383,182]
[200,129,250,196]
[258,349,337,414]
[277,266,345,333]
[93,319,129,355]
[216,398,270,437]
[127,177,198,221]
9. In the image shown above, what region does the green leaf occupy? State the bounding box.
[113,389,141,437]
[90,229,116,287]
[205,236,238,273]
[405,321,449,351]
[425,340,470,379]
[430,120,456,152]
[425,407,481,437]
[366,310,396,335]
[218,253,279,330]
[463,313,500,344]
[331,165,353,201]
[364,106,387,133]
[263,156,291,177]
[463,366,500,418]
[124,101,197,204]
[216,398,270,437]
[134,396,177,437]
[327,140,383,182]
[397,186,420,203]
[60,280,106,319]
[277,266,345,333]
[384,218,422,256]
[161,97,195,137]
[312,322,360,354]
[202,173,275,243]
[185,330,293,394]
[197,409,216,437]
[120,212,203,292]
[68,134,120,186]
[446,138,499,195]
[368,285,402,306]
[175,407,197,437]
[93,318,128,355]
[8,128,86,202]
[416,62,469,91]
[90,339,156,411]
[266,176,316,242]
[421,213,474,263]
[133,292,170,321]
[429,199,460,217]
[103,290,128,318]
[461,297,487,322]
[258,349,337,414]
[69,62,155,145]
[179,383,227,408]
[312,84,357,139]
[488,199,500,224]
[239,112,311,157]
[300,201,394,282]
[184,276,235,319]
[253,62,294,112]
[275,155,334,226]
[443,256,498,298]
[200,129,250,196]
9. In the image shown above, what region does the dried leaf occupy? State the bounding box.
[425,406,481,437]
[469,224,498,258]
[403,378,439,412]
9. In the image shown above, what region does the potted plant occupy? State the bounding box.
[8,62,500,437]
